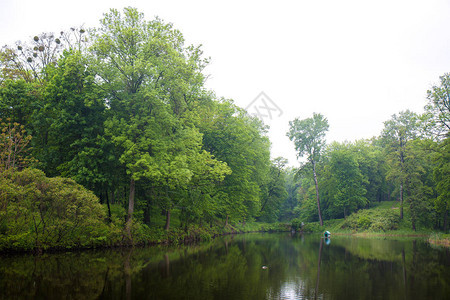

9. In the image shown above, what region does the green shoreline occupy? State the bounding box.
[2,221,449,254]
[302,227,450,247]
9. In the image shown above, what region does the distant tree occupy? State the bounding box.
[426,73,450,137]
[198,99,271,225]
[279,167,301,221]
[382,110,420,219]
[433,136,449,231]
[259,157,288,222]
[326,143,368,218]
[402,139,435,230]
[287,113,329,226]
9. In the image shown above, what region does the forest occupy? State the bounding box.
[0,7,448,251]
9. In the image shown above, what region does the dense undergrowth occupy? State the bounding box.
[0,168,290,252]
[0,168,446,252]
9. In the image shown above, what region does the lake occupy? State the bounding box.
[0,233,448,299]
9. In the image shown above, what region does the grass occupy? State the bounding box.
[295,201,449,247]
[428,233,450,247]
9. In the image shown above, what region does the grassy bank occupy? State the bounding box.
[293,201,449,247]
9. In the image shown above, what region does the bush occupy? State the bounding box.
[291,219,303,231]
[0,168,109,251]
[341,208,399,232]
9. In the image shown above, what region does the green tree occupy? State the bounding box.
[199,99,271,225]
[402,139,435,230]
[0,119,33,172]
[33,51,107,182]
[287,113,329,226]
[426,73,450,137]
[259,157,288,222]
[324,143,368,218]
[279,167,301,221]
[0,79,38,127]
[91,8,229,235]
[382,110,420,219]
[433,136,449,231]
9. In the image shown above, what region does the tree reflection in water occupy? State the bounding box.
[0,233,448,300]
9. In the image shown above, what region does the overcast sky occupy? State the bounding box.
[1,0,450,165]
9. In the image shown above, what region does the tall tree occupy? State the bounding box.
[382,110,420,219]
[402,139,434,231]
[198,99,271,225]
[91,8,180,231]
[90,7,226,235]
[33,51,106,181]
[287,113,329,226]
[326,143,368,218]
[259,157,288,222]
[279,167,301,221]
[433,136,449,231]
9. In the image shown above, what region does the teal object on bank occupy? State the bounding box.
[323,231,331,238]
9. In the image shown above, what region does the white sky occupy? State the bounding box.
[1,0,450,165]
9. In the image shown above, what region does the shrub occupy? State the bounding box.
[0,168,108,251]
[291,219,303,231]
[341,208,399,232]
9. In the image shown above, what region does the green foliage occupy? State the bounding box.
[1,7,449,252]
[287,113,329,226]
[291,218,303,231]
[0,168,109,250]
[321,142,368,218]
[258,157,288,222]
[433,136,450,231]
[341,206,400,232]
[0,119,34,172]
[426,73,450,135]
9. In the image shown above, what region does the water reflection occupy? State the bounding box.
[0,233,449,300]
[314,238,323,300]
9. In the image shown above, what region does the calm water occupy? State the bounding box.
[0,233,449,300]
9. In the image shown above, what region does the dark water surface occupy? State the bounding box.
[0,233,449,300]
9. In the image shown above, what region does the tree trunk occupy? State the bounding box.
[127,178,135,222]
[399,182,404,219]
[315,238,324,299]
[125,178,135,238]
[164,209,171,231]
[399,147,405,219]
[124,250,132,300]
[143,202,150,225]
[105,190,112,222]
[444,209,448,232]
[312,161,323,226]
[225,215,229,227]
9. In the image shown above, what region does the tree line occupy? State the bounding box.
[0,7,288,248]
[285,82,449,231]
[0,7,448,250]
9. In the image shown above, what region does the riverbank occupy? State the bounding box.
[293,201,449,247]
[428,233,450,247]
[297,220,449,247]
[0,221,291,254]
